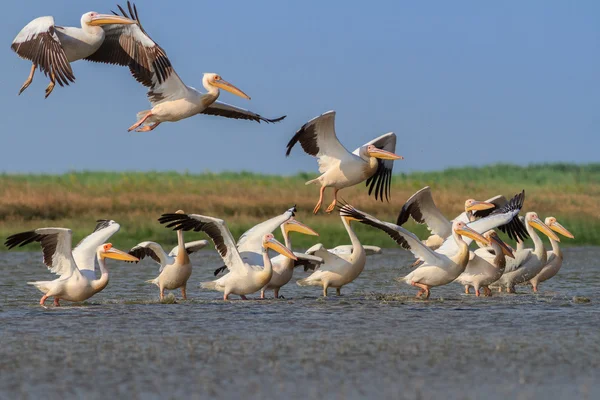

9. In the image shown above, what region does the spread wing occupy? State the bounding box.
[396,186,452,238]
[201,101,286,123]
[128,241,171,271]
[355,132,397,202]
[454,194,509,223]
[72,220,121,275]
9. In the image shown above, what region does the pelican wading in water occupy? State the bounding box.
[528,217,574,292]
[286,111,402,214]
[5,228,138,307]
[158,212,297,300]
[128,211,209,300]
[11,9,137,97]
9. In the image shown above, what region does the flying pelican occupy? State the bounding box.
[101,3,286,132]
[492,212,559,293]
[285,111,402,214]
[11,9,137,97]
[455,230,514,296]
[527,217,574,292]
[158,212,297,300]
[128,210,209,300]
[296,209,366,297]
[5,228,138,306]
[396,186,501,250]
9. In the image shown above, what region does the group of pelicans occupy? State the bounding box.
[7,3,574,306]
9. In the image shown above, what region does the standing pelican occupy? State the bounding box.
[158,213,297,300]
[11,9,137,97]
[493,212,560,293]
[455,231,514,296]
[285,111,402,214]
[528,217,574,292]
[5,229,138,306]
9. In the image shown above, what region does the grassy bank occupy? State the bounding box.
[1,163,598,251]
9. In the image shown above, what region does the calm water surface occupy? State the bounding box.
[0,248,598,399]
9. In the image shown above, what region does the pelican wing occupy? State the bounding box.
[504,249,533,273]
[271,252,323,271]
[329,244,382,256]
[11,16,75,87]
[285,111,352,173]
[72,220,121,274]
[168,240,210,257]
[5,228,79,277]
[396,186,452,238]
[354,132,397,202]
[128,241,171,272]
[340,205,443,266]
[158,213,245,273]
[201,101,286,124]
[454,194,508,223]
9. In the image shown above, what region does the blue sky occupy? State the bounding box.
[2,0,598,174]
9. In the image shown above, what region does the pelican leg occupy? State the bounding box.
[336,288,341,296]
[411,282,431,299]
[181,285,187,300]
[127,111,153,132]
[260,290,266,299]
[483,286,492,297]
[325,189,340,214]
[507,285,515,294]
[464,285,470,294]
[135,122,161,132]
[44,68,56,98]
[53,297,61,307]
[532,284,538,293]
[19,63,36,95]
[475,288,481,297]
[240,295,248,300]
[498,287,503,293]
[313,186,326,214]
[273,288,280,299]
[159,288,165,301]
[223,293,229,300]
[323,285,328,297]
[40,295,49,307]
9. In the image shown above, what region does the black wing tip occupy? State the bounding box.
[5,230,38,249]
[214,265,227,276]
[266,115,286,123]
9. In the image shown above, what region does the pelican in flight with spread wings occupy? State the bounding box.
[159,212,297,300]
[5,227,138,307]
[11,9,136,97]
[128,210,209,300]
[95,3,286,132]
[286,111,402,214]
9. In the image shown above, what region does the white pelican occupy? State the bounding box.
[455,230,514,296]
[158,212,297,300]
[297,210,366,297]
[492,212,559,293]
[5,228,138,306]
[528,217,574,292]
[128,210,209,300]
[396,186,501,250]
[105,3,286,132]
[285,111,402,214]
[11,9,137,97]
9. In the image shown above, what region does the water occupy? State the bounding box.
[0,247,598,399]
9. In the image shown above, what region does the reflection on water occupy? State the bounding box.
[0,248,598,399]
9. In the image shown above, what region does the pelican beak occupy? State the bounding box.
[466,201,495,212]
[103,247,140,262]
[490,233,515,258]
[549,221,574,239]
[455,226,490,246]
[89,14,137,26]
[212,79,251,100]
[285,219,319,236]
[529,218,560,242]
[368,147,403,160]
[265,237,297,260]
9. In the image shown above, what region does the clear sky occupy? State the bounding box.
[2,0,598,174]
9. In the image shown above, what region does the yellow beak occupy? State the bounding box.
[455,226,490,246]
[285,219,319,236]
[368,147,403,160]
[490,234,515,258]
[529,218,560,242]
[212,79,251,100]
[265,237,297,260]
[466,201,495,212]
[549,221,574,239]
[103,247,140,262]
[88,14,137,26]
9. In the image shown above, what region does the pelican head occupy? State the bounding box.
[544,216,574,239]
[262,234,297,260]
[203,73,250,99]
[284,218,319,236]
[85,12,137,26]
[526,212,560,241]
[453,221,490,246]
[484,231,515,258]
[464,199,495,212]
[365,145,403,160]
[97,243,140,262]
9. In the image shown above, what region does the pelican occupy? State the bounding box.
[285,111,402,214]
[492,212,559,293]
[396,186,501,250]
[455,231,514,296]
[528,217,574,292]
[5,228,138,306]
[307,244,383,256]
[100,3,286,132]
[158,212,297,300]
[296,210,366,297]
[11,9,137,97]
